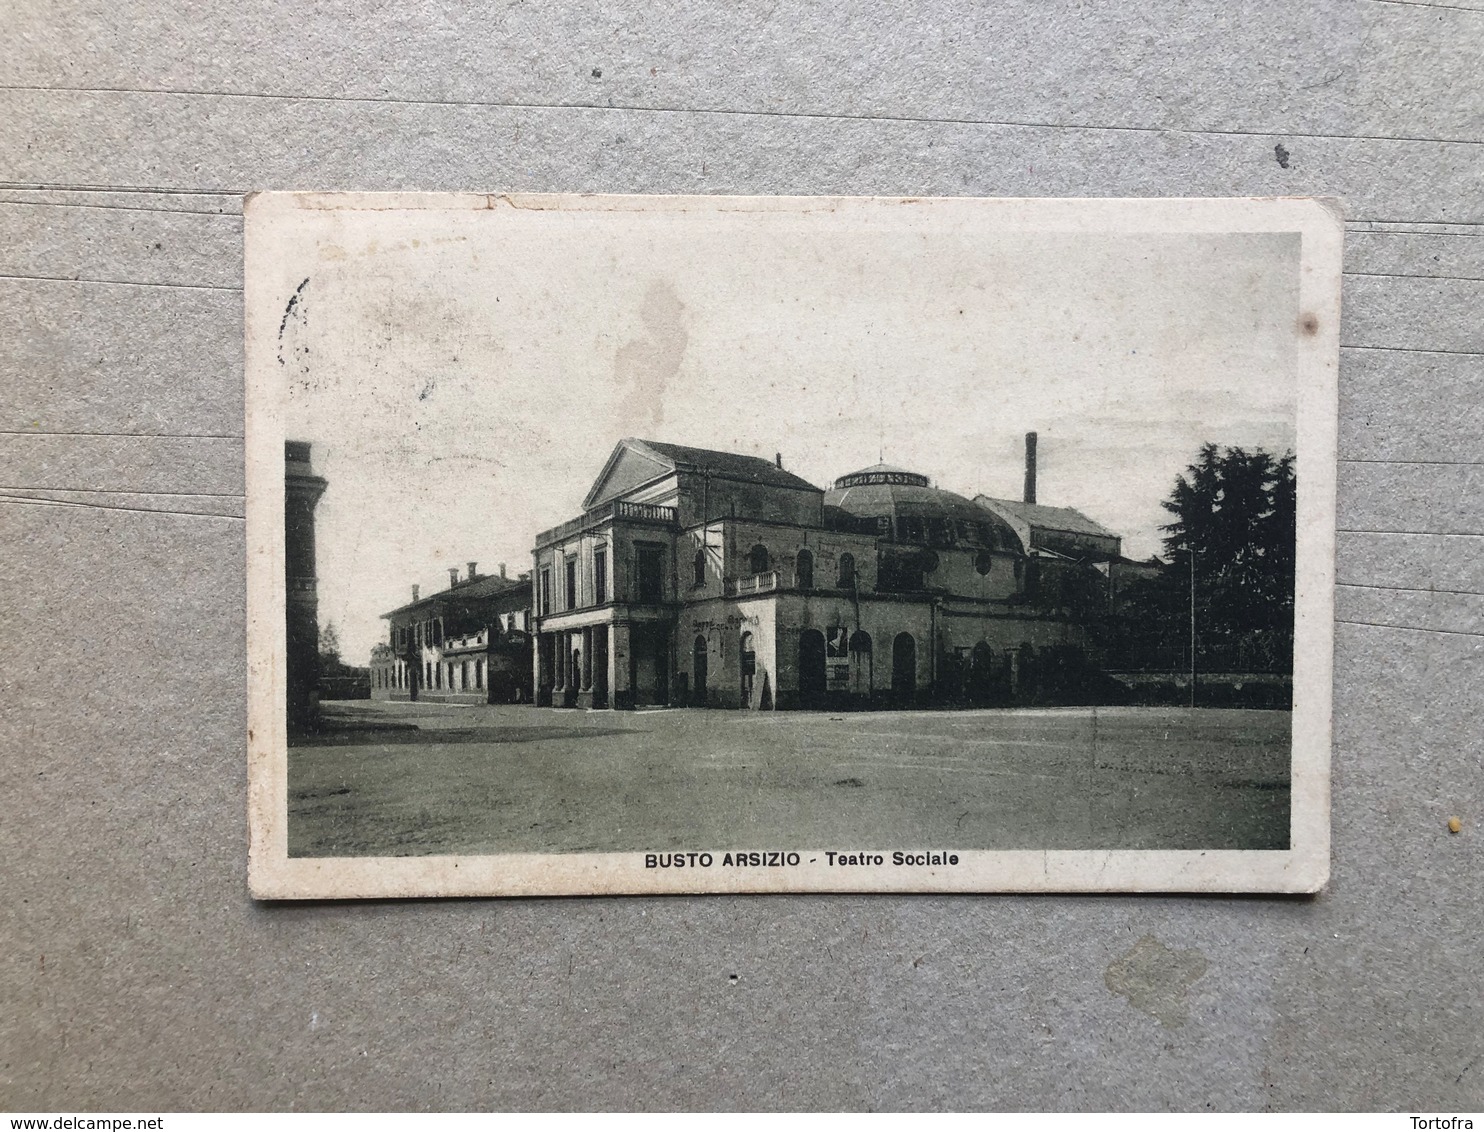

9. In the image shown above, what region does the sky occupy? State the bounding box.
[275,201,1300,664]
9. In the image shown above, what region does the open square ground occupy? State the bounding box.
[288,702,1291,856]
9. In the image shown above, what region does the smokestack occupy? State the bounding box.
[411,585,419,602]
[1023,431,1038,505]
[467,561,478,581]
[499,562,507,579]
[775,452,783,468]
[448,567,460,589]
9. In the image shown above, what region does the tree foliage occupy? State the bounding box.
[1161,443,1296,651]
[1113,444,1296,674]
[319,619,341,662]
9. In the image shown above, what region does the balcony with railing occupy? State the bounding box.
[441,630,488,654]
[726,571,778,597]
[536,499,679,546]
[615,500,677,524]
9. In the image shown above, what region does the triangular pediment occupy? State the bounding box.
[583,439,676,510]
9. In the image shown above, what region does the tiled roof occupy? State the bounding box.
[974,496,1119,539]
[381,573,528,618]
[633,439,822,493]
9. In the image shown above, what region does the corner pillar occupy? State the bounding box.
[609,622,633,710]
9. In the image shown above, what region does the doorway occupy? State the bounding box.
[891,632,916,701]
[739,631,756,707]
[692,635,708,707]
[799,629,827,707]
[629,623,670,706]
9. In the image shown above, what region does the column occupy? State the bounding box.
[573,626,593,708]
[609,622,633,710]
[593,624,610,707]
[561,631,577,708]
[534,633,552,707]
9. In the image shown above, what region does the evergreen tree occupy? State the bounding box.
[319,619,342,664]
[1158,445,1297,671]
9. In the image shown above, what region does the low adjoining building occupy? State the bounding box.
[370,563,533,704]
[530,434,1123,711]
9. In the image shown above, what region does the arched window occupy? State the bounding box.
[749,544,770,575]
[838,552,856,589]
[693,548,706,587]
[796,548,814,590]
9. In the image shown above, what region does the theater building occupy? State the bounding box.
[531,435,1122,711]
[371,562,533,704]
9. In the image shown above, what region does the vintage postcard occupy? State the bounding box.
[245,193,1340,898]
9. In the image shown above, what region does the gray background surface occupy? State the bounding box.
[1,0,1481,1111]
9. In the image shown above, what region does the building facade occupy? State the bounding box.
[371,563,534,705]
[531,436,1123,711]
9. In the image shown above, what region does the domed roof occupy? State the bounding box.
[825,463,1023,552]
[832,463,929,489]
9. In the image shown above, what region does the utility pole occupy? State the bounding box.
[1188,545,1197,709]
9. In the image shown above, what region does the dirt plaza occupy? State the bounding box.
[286,701,1291,858]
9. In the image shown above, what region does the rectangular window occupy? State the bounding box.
[540,568,551,615]
[565,557,578,608]
[594,548,607,604]
[636,543,664,603]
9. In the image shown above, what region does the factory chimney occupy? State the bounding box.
[467,561,478,581]
[1023,431,1038,505]
[448,567,460,589]
[411,585,419,602]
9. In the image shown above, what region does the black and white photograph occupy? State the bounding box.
[246,193,1339,898]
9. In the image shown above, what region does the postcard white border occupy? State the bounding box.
[245,193,1339,899]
